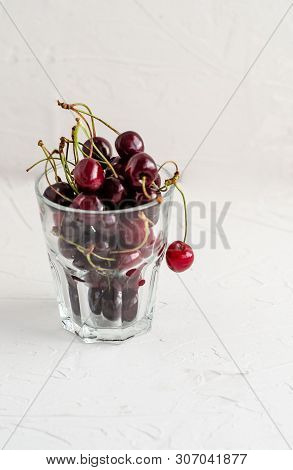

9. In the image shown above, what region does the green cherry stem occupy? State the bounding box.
[78,122,118,178]
[78,142,90,158]
[174,183,188,243]
[71,103,96,137]
[72,106,120,135]
[26,157,75,172]
[38,141,59,182]
[57,235,115,273]
[141,176,152,200]
[43,158,71,204]
[72,119,84,162]
[59,150,79,194]
[57,100,120,135]
[158,160,179,174]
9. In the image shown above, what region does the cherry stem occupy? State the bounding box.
[58,141,79,194]
[174,183,187,243]
[72,103,96,137]
[57,100,120,135]
[38,141,59,182]
[141,176,152,200]
[58,235,115,272]
[72,121,81,163]
[74,111,94,150]
[42,155,72,204]
[158,160,179,174]
[78,122,118,178]
[78,142,90,158]
[72,105,120,135]
[26,157,75,172]
[57,100,118,177]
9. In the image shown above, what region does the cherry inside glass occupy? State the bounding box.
[35,166,174,343]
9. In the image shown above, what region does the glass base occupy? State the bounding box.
[49,249,159,344]
[61,314,152,343]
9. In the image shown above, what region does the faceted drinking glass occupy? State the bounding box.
[35,169,174,343]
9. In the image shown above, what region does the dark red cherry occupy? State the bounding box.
[71,193,103,211]
[72,249,112,272]
[82,137,112,167]
[88,287,104,315]
[134,190,161,225]
[99,176,127,207]
[115,131,144,161]
[119,217,147,249]
[44,182,75,207]
[105,156,126,180]
[117,251,142,271]
[166,241,194,272]
[60,216,96,247]
[85,271,108,288]
[134,188,158,206]
[66,274,81,318]
[73,158,105,192]
[102,280,123,321]
[122,288,138,323]
[125,152,158,189]
[154,173,161,188]
[70,193,103,225]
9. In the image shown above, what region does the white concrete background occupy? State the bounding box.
[0,0,293,450]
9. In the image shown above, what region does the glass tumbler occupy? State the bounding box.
[35,170,174,343]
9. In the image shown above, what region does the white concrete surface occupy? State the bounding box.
[0,0,293,449]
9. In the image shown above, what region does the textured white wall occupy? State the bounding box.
[1,0,293,450]
[1,0,293,224]
[0,0,291,178]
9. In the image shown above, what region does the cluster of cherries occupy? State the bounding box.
[29,102,194,322]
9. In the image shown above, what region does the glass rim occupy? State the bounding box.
[35,166,174,215]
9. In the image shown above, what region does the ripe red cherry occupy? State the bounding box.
[71,193,103,211]
[125,152,158,189]
[154,173,161,188]
[134,187,158,206]
[43,182,75,206]
[73,158,105,192]
[99,176,127,207]
[88,287,104,315]
[82,137,112,167]
[122,288,138,323]
[70,193,103,224]
[115,131,144,161]
[102,280,123,321]
[134,189,161,225]
[106,156,126,180]
[119,217,147,249]
[117,251,142,270]
[166,241,194,272]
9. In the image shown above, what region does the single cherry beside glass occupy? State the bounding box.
[166,241,194,273]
